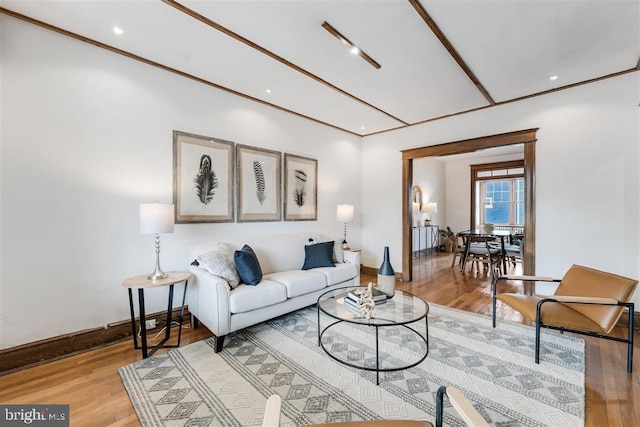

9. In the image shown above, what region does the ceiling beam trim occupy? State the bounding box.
[162,0,408,125]
[365,67,637,138]
[408,0,496,105]
[400,128,538,160]
[321,21,381,70]
[0,6,361,137]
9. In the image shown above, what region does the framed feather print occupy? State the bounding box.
[284,153,317,221]
[173,130,234,223]
[236,144,281,222]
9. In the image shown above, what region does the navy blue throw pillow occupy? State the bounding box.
[234,244,263,286]
[302,241,336,270]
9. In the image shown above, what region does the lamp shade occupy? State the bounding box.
[336,204,354,222]
[139,202,175,234]
[422,202,438,214]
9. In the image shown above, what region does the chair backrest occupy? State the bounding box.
[467,235,494,244]
[555,265,638,333]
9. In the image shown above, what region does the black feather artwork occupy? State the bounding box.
[293,169,307,207]
[194,154,218,205]
[253,160,266,205]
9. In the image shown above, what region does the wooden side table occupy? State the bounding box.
[122,271,191,358]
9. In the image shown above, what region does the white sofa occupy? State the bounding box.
[186,233,361,352]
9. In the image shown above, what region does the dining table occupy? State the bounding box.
[458,229,513,273]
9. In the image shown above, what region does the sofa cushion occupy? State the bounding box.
[302,241,335,270]
[314,262,359,286]
[234,244,263,286]
[195,242,240,289]
[264,270,327,298]
[229,280,287,314]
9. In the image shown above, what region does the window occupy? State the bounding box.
[471,160,524,232]
[480,178,524,226]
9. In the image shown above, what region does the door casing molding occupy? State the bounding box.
[400,128,538,282]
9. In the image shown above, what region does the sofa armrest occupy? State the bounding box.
[188,266,232,336]
[342,250,361,266]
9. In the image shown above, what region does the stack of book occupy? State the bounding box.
[343,288,387,316]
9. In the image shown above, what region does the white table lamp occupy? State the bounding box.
[422,202,438,222]
[336,204,354,250]
[140,202,175,281]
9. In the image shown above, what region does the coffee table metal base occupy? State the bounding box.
[318,318,429,385]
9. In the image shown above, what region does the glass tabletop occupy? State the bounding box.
[317,286,429,326]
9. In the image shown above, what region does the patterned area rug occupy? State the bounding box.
[119,304,585,426]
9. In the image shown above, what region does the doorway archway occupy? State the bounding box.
[401,128,538,282]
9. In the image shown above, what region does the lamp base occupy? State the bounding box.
[148,235,168,281]
[148,271,169,281]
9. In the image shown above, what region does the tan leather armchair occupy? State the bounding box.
[492,264,638,372]
[262,386,489,427]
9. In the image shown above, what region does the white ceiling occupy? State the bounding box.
[1,0,638,136]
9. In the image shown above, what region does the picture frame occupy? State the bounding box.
[236,144,282,222]
[284,153,317,221]
[173,130,234,223]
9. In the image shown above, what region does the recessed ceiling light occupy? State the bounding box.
[360,126,366,130]
[113,26,124,36]
[265,88,272,93]
[549,75,558,81]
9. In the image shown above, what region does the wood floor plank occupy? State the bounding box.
[0,252,637,426]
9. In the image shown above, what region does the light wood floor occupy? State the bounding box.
[1,253,638,426]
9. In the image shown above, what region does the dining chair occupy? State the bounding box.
[492,264,638,372]
[450,233,467,269]
[463,235,502,277]
[503,236,522,270]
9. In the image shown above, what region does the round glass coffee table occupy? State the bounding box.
[317,287,429,385]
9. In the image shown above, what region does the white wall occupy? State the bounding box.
[0,18,362,348]
[362,72,640,304]
[412,157,446,227]
[2,16,639,350]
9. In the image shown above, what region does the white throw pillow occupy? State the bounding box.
[196,242,240,289]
